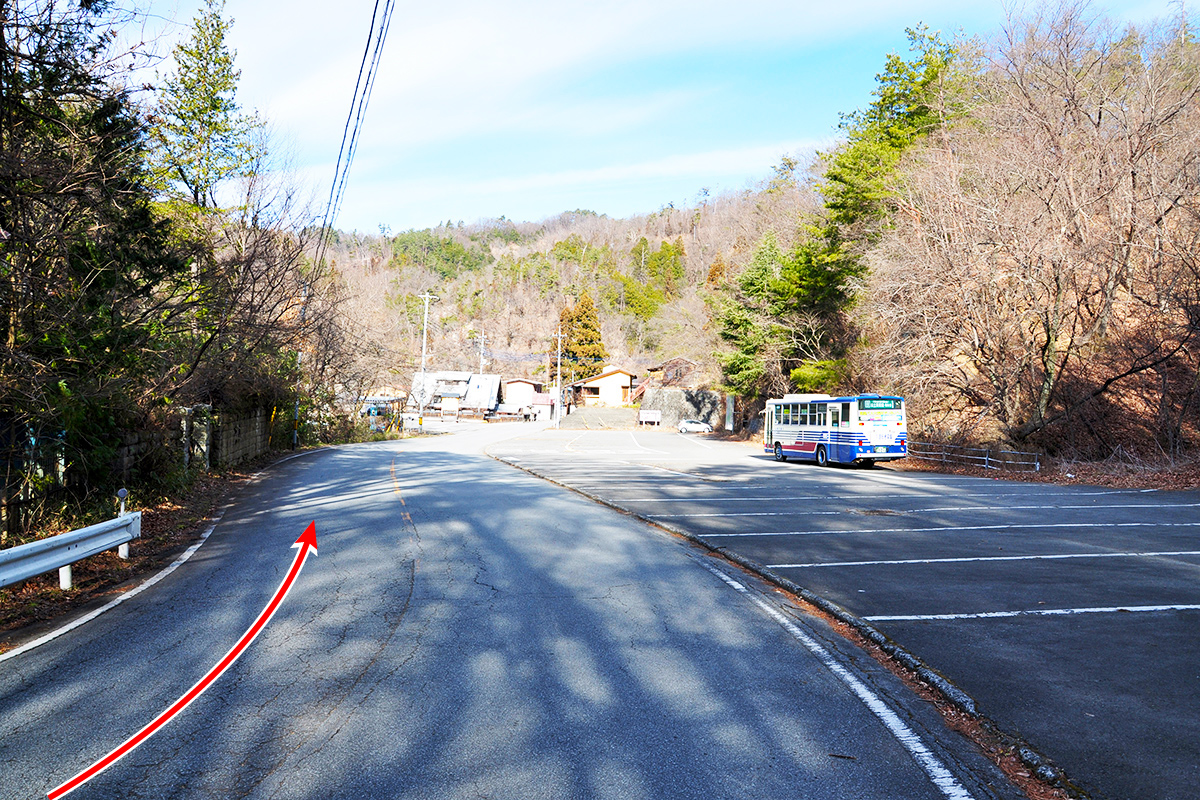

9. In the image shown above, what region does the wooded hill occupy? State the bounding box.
[324,170,816,398]
[332,2,1200,463]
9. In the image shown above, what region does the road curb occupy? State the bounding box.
[488,452,1080,798]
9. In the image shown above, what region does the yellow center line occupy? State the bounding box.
[390,457,406,505]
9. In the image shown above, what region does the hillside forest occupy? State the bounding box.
[334,3,1200,461]
[3,0,1200,533]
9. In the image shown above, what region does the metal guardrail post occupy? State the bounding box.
[117,489,130,560]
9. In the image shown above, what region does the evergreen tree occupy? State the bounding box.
[822,25,957,235]
[715,27,956,398]
[551,293,607,384]
[149,0,262,208]
[0,0,189,499]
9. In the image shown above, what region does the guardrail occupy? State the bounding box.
[907,441,1041,473]
[0,512,142,591]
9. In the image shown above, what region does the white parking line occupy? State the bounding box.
[867,604,1200,621]
[603,490,1161,504]
[676,432,714,449]
[769,550,1200,569]
[705,521,1200,538]
[651,511,845,518]
[630,493,919,503]
[618,461,701,478]
[650,502,1200,519]
[699,561,975,800]
[916,502,1200,513]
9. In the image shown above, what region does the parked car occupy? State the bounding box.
[678,419,713,433]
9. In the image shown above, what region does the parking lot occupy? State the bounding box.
[490,428,1200,800]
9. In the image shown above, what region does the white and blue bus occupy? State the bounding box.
[763,393,907,466]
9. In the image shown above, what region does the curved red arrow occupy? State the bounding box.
[48,522,319,799]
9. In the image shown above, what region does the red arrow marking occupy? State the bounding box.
[48,522,319,800]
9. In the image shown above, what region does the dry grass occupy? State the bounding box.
[896,452,1200,490]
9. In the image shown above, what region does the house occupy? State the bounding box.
[463,374,502,412]
[503,379,543,408]
[646,357,699,387]
[531,391,554,420]
[410,371,502,415]
[569,366,637,407]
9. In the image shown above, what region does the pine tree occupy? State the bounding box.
[149,0,262,208]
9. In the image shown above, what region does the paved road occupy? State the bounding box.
[0,425,1019,799]
[491,427,1200,800]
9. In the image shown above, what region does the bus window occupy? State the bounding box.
[830,406,839,427]
[817,404,827,426]
[799,403,808,425]
[842,402,851,422]
[774,405,781,424]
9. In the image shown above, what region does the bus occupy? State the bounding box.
[763,393,907,466]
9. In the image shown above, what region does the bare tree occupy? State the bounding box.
[859,2,1200,453]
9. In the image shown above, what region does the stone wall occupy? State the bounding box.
[212,408,271,468]
[639,387,728,430]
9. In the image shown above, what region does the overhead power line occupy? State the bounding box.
[313,0,395,271]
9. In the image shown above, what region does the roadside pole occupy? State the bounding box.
[418,292,437,432]
[554,324,564,429]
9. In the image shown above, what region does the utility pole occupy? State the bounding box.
[292,284,309,449]
[477,327,486,375]
[553,324,565,429]
[419,292,438,373]
[418,292,438,427]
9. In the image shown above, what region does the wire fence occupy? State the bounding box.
[907,441,1042,473]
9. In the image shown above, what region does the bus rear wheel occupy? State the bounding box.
[815,445,828,467]
[774,442,787,462]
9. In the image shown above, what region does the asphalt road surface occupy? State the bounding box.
[491,426,1200,800]
[0,424,1021,799]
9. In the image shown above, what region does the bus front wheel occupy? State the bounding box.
[774,443,787,462]
[815,445,828,467]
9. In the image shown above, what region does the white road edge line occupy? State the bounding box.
[0,449,322,664]
[698,560,975,800]
[769,550,1200,569]
[866,604,1200,621]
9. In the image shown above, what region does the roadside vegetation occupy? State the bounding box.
[0,0,375,542]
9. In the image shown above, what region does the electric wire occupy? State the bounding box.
[313,0,395,273]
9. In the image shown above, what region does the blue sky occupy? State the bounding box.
[136,0,1178,233]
